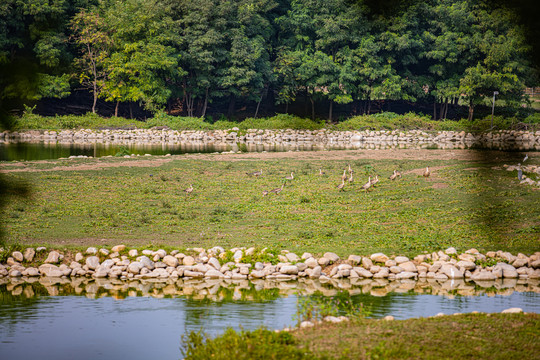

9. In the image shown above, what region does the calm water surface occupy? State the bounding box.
[1,289,538,360]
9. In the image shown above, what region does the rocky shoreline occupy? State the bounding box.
[2,128,540,150]
[2,246,539,285]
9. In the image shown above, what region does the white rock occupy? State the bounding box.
[162,255,179,267]
[456,260,476,271]
[399,261,417,272]
[45,251,61,264]
[12,251,24,262]
[501,307,523,314]
[440,264,463,279]
[285,252,300,262]
[39,264,63,277]
[23,248,35,262]
[128,249,138,257]
[85,256,100,270]
[394,256,409,264]
[348,255,361,264]
[300,321,314,328]
[75,253,84,262]
[86,247,98,255]
[111,245,126,252]
[183,256,195,266]
[305,257,318,268]
[323,252,340,262]
[371,253,389,263]
[205,269,224,278]
[280,265,299,275]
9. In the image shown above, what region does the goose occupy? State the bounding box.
[341,169,347,182]
[270,182,285,194]
[389,170,399,180]
[247,169,262,177]
[285,172,294,181]
[184,184,193,194]
[319,168,325,176]
[348,164,353,173]
[361,177,371,192]
[262,190,269,197]
[523,154,528,162]
[423,167,430,177]
[370,175,379,187]
[337,179,346,191]
[348,171,354,183]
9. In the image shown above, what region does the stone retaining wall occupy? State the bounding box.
[2,128,540,150]
[2,246,539,286]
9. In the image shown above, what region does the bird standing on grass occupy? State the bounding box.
[341,169,347,182]
[247,169,262,177]
[285,172,294,181]
[337,179,346,191]
[389,170,401,180]
[262,190,269,197]
[184,184,193,194]
[348,171,354,183]
[361,177,372,192]
[319,168,325,176]
[270,182,285,194]
[370,175,379,187]
[423,167,430,177]
[523,154,528,162]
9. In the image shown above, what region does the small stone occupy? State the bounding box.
[323,252,340,263]
[128,262,143,274]
[305,257,318,268]
[383,315,394,321]
[75,253,84,262]
[440,264,463,279]
[86,247,97,255]
[395,271,417,279]
[205,269,224,278]
[162,255,179,267]
[45,251,61,264]
[155,249,167,258]
[12,251,24,262]
[23,248,35,262]
[471,271,497,281]
[348,255,361,264]
[501,307,523,314]
[300,321,314,328]
[286,252,300,262]
[445,247,457,255]
[456,260,476,271]
[208,257,221,270]
[26,267,39,276]
[362,257,373,269]
[39,264,63,277]
[111,245,126,252]
[394,256,409,264]
[399,261,417,272]
[353,267,373,278]
[493,263,518,278]
[183,256,195,266]
[280,265,299,275]
[371,253,389,263]
[318,257,330,266]
[99,248,109,256]
[86,256,100,270]
[128,249,138,257]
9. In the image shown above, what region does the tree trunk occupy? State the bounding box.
[310,97,315,121]
[367,99,371,115]
[328,100,333,122]
[129,103,133,119]
[115,101,119,117]
[227,94,236,117]
[285,103,289,114]
[433,100,437,120]
[468,100,474,121]
[201,87,209,118]
[92,79,98,114]
[443,98,449,119]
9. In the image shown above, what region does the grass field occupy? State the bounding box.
[182,313,540,360]
[1,149,538,256]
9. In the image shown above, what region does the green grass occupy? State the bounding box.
[6,111,540,132]
[1,153,538,256]
[180,313,539,360]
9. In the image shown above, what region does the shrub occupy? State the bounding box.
[181,328,314,360]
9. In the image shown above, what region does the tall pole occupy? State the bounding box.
[491,91,499,129]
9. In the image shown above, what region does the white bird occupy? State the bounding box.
[341,169,347,182]
[319,168,325,176]
[247,169,262,177]
[389,170,401,180]
[370,175,379,187]
[285,172,294,180]
[523,154,528,162]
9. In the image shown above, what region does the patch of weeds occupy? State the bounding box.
[181,328,312,360]
[298,230,314,239]
[299,196,311,204]
[160,200,172,209]
[294,291,370,324]
[160,175,168,181]
[114,146,130,157]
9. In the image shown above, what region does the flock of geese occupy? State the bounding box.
[247,164,431,197]
[182,164,431,196]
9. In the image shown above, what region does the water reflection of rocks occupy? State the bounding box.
[2,276,538,302]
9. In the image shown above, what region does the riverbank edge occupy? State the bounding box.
[3,245,539,287]
[3,128,540,149]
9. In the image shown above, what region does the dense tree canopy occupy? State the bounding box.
[0,0,537,121]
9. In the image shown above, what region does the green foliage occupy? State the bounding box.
[181,328,313,360]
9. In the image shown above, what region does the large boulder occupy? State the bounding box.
[85,256,100,270]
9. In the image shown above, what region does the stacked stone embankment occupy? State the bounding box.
[2,246,539,284]
[2,128,540,150]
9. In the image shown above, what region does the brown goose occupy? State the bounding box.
[341,169,347,182]
[285,172,294,180]
[348,171,354,183]
[361,177,371,192]
[389,170,401,180]
[423,167,430,177]
[184,184,193,194]
[247,169,263,177]
[318,168,326,176]
[270,182,285,194]
[370,175,379,187]
[262,190,269,197]
[337,179,346,191]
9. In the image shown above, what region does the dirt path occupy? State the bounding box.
[0,149,534,173]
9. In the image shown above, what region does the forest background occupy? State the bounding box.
[0,0,539,125]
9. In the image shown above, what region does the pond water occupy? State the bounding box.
[1,280,539,359]
[1,140,537,161]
